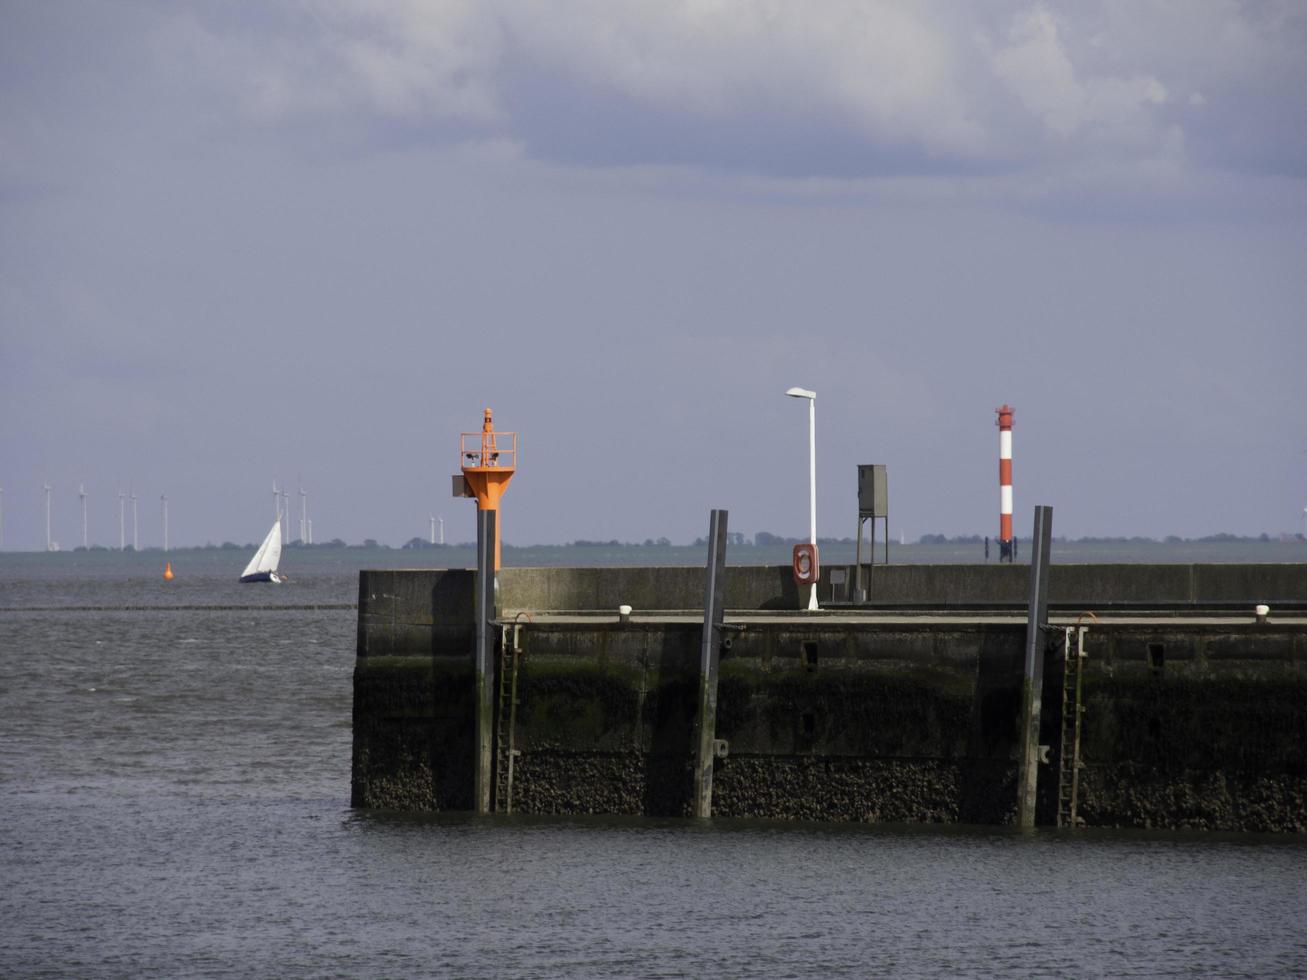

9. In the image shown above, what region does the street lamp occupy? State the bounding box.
[786,386,819,610]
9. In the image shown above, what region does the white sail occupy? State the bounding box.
[240,522,282,579]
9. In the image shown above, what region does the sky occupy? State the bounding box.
[2,0,1306,550]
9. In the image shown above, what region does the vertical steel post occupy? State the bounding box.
[853,516,862,601]
[693,509,729,819]
[1017,504,1053,828]
[869,514,875,596]
[474,508,497,815]
[805,399,818,611]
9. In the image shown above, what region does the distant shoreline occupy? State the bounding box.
[3,537,1304,566]
[4,531,1304,556]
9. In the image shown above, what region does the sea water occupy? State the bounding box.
[2,552,1305,977]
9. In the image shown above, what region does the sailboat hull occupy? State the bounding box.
[240,571,283,584]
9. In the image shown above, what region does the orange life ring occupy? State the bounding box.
[792,543,820,585]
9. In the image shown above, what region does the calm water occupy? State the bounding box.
[3,553,1306,977]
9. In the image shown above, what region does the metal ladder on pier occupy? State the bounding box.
[493,622,525,814]
[1056,625,1089,828]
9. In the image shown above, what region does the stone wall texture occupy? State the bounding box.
[351,564,1307,831]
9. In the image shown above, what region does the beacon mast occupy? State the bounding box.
[996,404,1015,562]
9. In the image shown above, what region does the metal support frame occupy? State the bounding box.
[692,509,729,819]
[1017,504,1053,828]
[853,464,888,602]
[1055,625,1089,828]
[494,621,525,814]
[853,513,889,601]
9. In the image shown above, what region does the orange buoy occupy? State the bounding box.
[163,561,174,581]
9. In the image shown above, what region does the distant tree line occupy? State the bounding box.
[913,532,1296,545]
[64,530,1301,554]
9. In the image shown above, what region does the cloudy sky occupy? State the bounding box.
[2,0,1305,550]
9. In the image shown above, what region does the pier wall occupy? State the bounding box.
[351,564,1307,831]
[496,562,1307,612]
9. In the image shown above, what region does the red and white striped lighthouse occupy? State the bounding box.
[996,404,1015,561]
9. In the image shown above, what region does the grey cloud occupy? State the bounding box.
[149,0,1307,183]
[496,62,1006,180]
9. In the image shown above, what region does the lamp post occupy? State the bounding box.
[786,387,819,611]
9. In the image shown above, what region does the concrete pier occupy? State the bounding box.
[352,562,1307,830]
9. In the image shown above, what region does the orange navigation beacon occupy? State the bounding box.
[458,408,516,569]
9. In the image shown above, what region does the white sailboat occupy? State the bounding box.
[240,522,285,584]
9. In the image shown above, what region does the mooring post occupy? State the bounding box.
[693,509,729,819]
[1017,504,1054,828]
[474,508,497,815]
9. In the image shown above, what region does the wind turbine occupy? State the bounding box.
[1,486,5,550]
[282,486,290,542]
[43,482,53,551]
[161,493,169,552]
[298,479,306,544]
[79,484,88,549]
[430,515,436,545]
[118,490,126,550]
[131,486,139,551]
[438,515,444,546]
